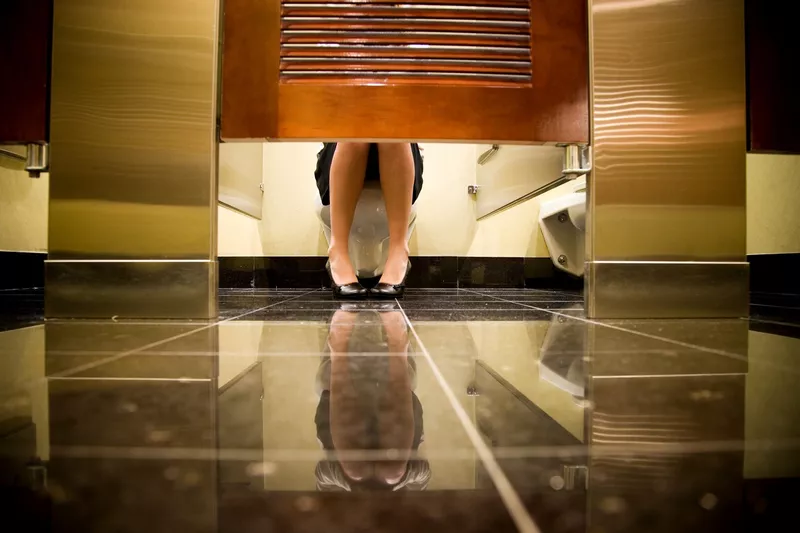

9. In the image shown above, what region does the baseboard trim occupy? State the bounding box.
[219,256,583,290]
[587,260,750,318]
[11,253,784,295]
[45,259,217,319]
[0,251,46,289]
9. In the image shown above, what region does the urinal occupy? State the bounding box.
[538,178,586,277]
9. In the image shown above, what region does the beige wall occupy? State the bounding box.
[0,156,48,252]
[747,153,800,255]
[220,147,800,259]
[218,142,576,258]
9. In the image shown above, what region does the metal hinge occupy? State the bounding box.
[557,144,592,180]
[0,144,48,178]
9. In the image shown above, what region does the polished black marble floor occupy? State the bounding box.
[1,288,799,533]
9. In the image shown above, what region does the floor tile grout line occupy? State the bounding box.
[223,307,582,312]
[40,347,741,358]
[462,289,752,363]
[470,292,800,379]
[45,350,425,357]
[48,376,213,382]
[395,299,540,533]
[750,290,800,297]
[593,372,746,379]
[745,317,800,329]
[49,436,800,463]
[50,289,323,379]
[219,300,583,303]
[751,303,800,310]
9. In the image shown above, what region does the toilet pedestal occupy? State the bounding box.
[317,182,417,279]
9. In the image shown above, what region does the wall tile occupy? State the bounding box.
[457,257,525,288]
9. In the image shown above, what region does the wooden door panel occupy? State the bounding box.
[746,0,800,153]
[0,0,52,143]
[222,0,588,143]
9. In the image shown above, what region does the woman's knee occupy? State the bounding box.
[376,143,411,157]
[335,142,371,158]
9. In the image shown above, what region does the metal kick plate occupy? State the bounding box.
[586,261,749,319]
[45,260,218,319]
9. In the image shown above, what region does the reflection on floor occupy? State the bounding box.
[1,288,799,533]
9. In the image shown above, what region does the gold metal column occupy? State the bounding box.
[586,0,749,318]
[47,0,221,318]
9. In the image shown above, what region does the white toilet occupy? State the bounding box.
[317,182,417,279]
[538,177,587,277]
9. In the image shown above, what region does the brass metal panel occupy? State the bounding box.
[586,261,749,319]
[49,0,221,259]
[586,0,747,318]
[587,0,746,262]
[45,260,218,319]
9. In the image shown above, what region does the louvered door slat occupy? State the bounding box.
[280,1,532,86]
[284,0,530,6]
[282,7,531,21]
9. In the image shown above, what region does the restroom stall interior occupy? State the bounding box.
[1,1,800,533]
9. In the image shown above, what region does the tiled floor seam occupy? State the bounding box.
[396,299,541,533]
[461,289,750,363]
[50,288,323,379]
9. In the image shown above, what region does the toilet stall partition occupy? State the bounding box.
[221,0,589,143]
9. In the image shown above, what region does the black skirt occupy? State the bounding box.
[314,143,424,206]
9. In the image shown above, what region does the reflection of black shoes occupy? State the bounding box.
[371,261,411,300]
[326,261,367,300]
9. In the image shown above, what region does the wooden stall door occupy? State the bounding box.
[746,0,800,153]
[0,0,52,143]
[222,0,588,143]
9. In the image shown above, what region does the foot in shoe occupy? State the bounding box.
[328,247,358,286]
[380,249,410,285]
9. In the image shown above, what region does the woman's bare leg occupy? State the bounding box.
[328,310,370,480]
[329,143,369,285]
[376,311,414,484]
[376,143,414,285]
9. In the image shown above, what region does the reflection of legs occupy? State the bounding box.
[328,310,369,480]
[329,143,369,285]
[376,311,414,484]
[376,143,414,285]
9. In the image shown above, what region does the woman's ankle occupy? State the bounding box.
[387,242,409,259]
[327,246,357,284]
[328,244,348,260]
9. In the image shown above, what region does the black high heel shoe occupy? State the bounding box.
[326,261,367,300]
[371,260,411,299]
